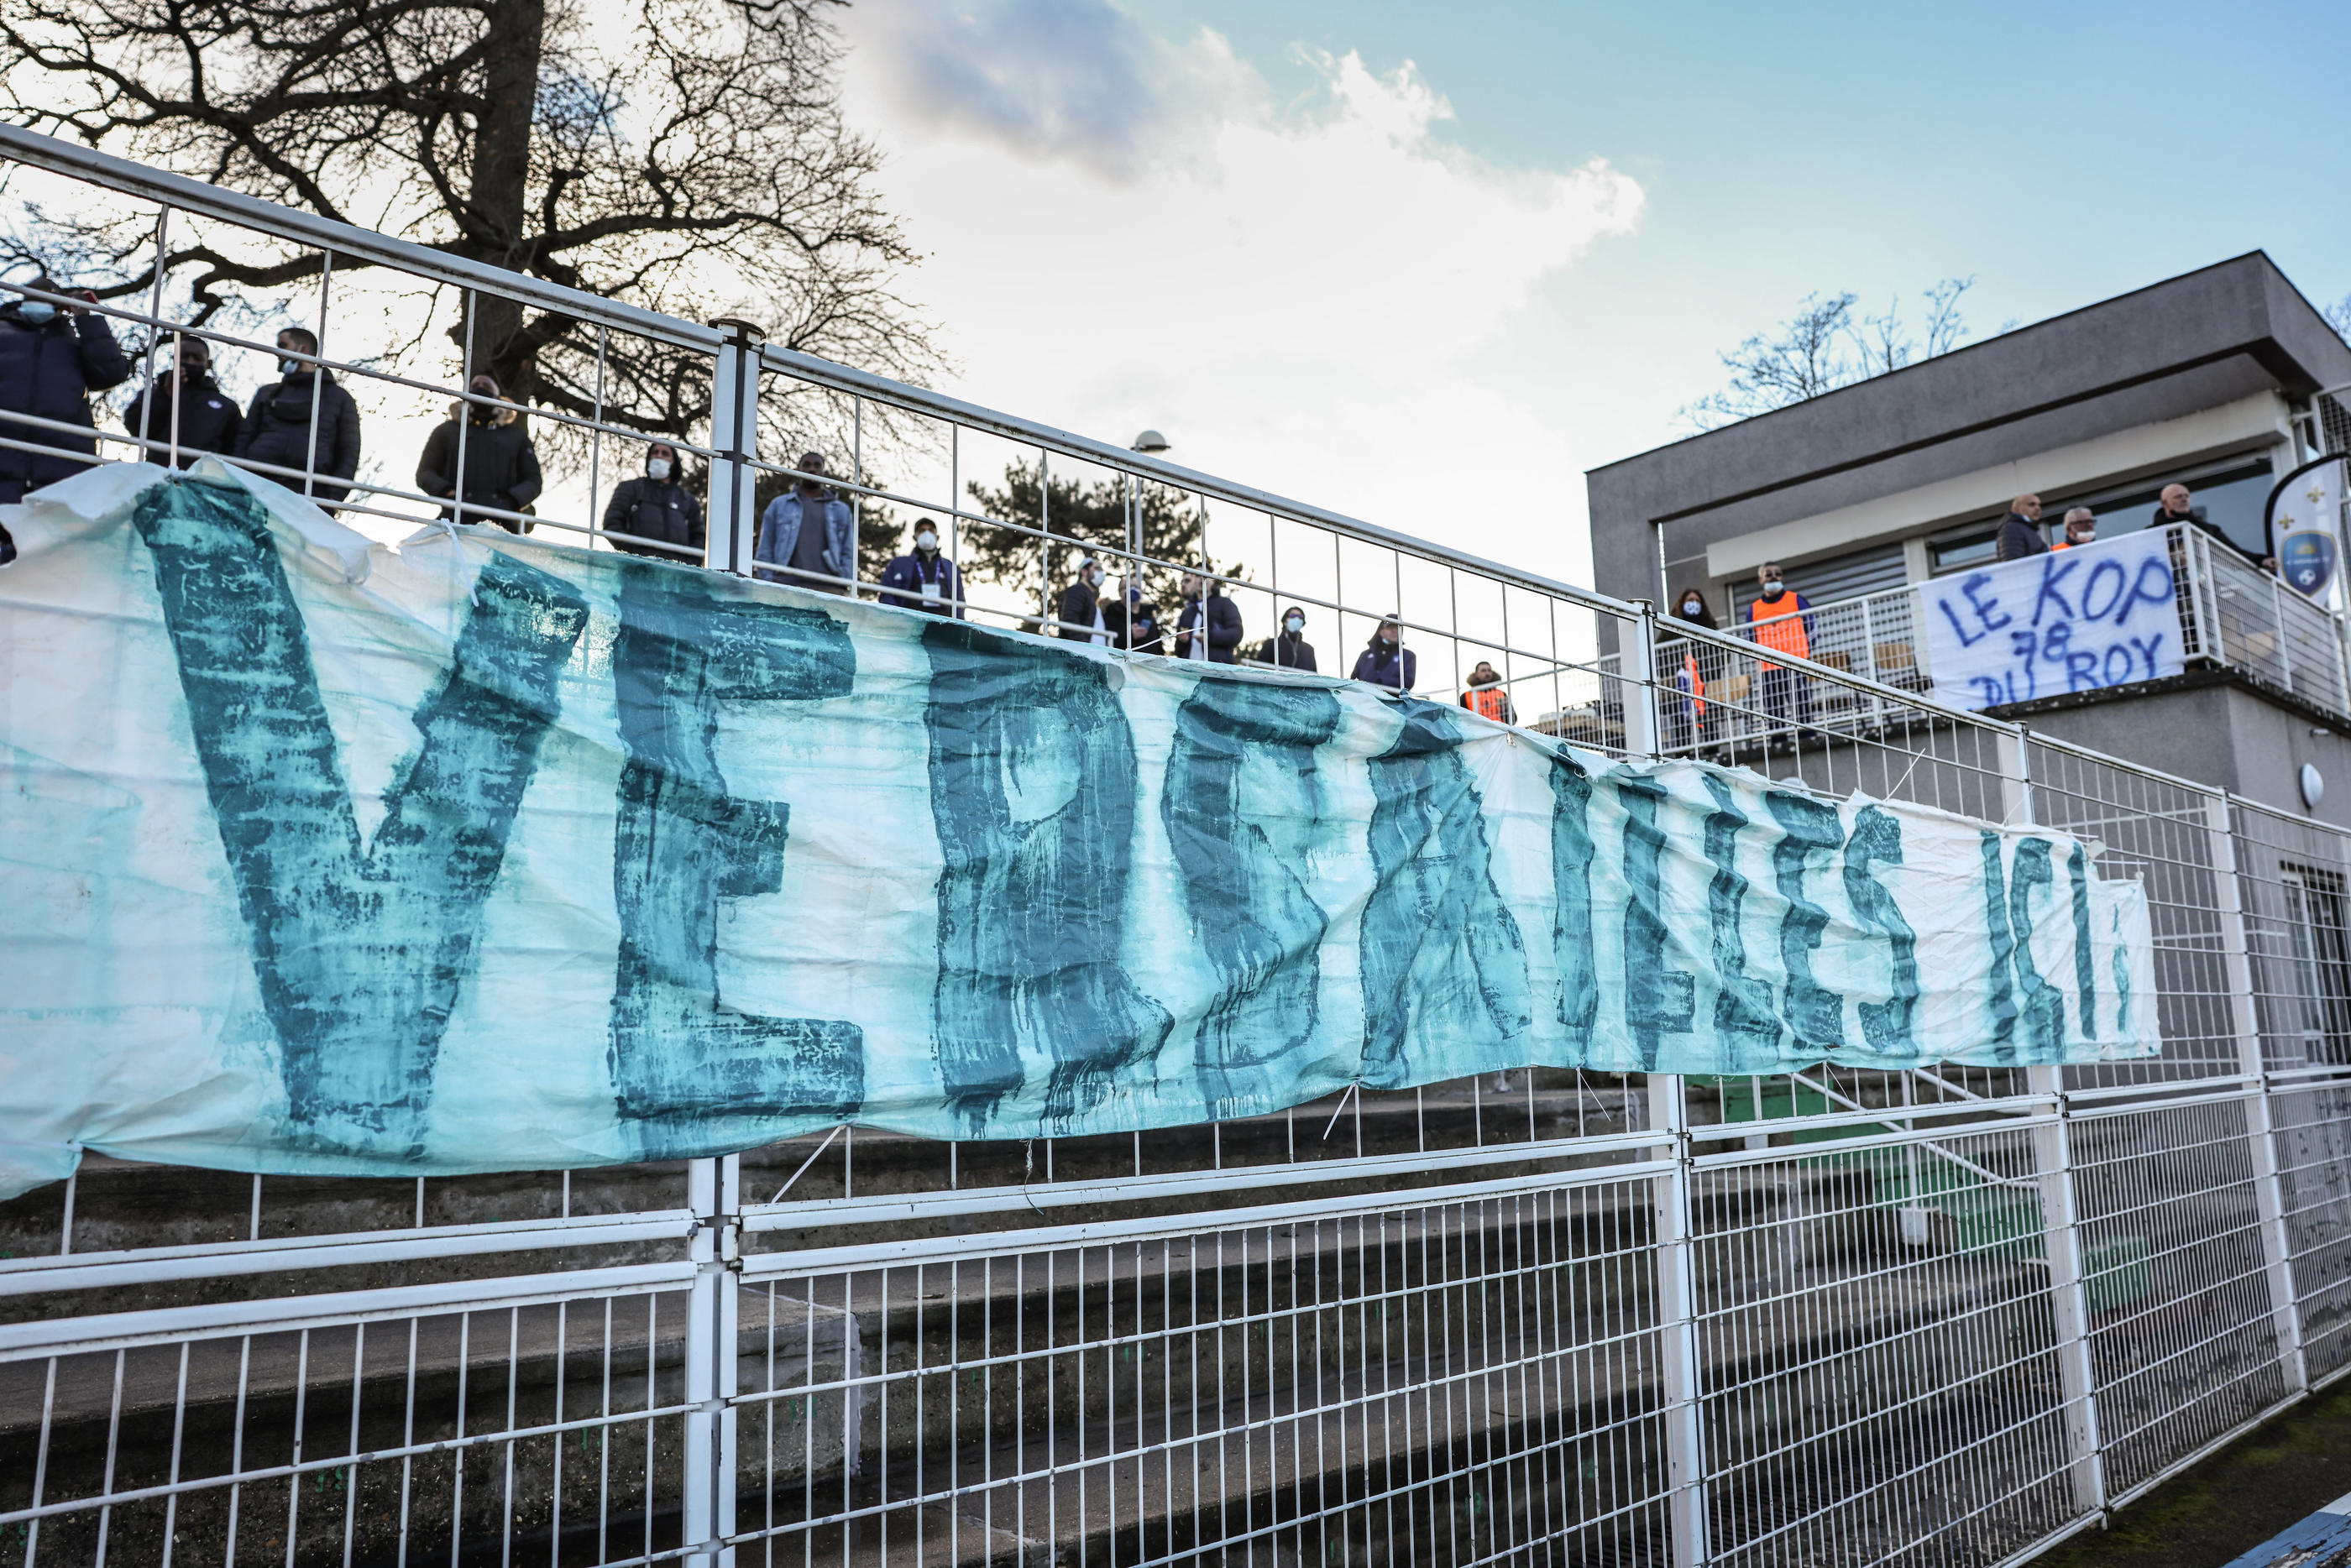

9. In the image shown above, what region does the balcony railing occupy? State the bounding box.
[1561,523,2351,756]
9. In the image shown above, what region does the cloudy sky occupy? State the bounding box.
[835,0,2351,588]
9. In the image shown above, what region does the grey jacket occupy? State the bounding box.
[754,489,856,585]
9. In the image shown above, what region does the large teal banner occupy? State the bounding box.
[0,466,2157,1196]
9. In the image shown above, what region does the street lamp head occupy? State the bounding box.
[1130,429,1170,454]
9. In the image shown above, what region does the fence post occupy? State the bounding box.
[707,319,765,576]
[1648,1074,1708,1568]
[684,1155,741,1566]
[1621,601,1662,758]
[2206,791,2309,1393]
[1999,729,2108,1519]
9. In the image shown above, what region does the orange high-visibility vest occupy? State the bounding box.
[1463,685,1510,722]
[1682,651,1707,719]
[1744,597,1809,670]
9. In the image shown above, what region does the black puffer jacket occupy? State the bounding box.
[234,371,362,504]
[603,476,704,559]
[124,371,242,466]
[0,305,133,501]
[417,415,543,533]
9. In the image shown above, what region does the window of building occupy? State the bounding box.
[2278,865,2351,1066]
[1728,540,1909,620]
[1924,455,2280,577]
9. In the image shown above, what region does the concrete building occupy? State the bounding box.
[1584,252,2351,828]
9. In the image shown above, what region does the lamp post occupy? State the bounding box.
[1126,431,1169,588]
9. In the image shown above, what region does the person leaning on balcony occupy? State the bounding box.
[601,442,704,561]
[124,333,239,468]
[0,275,131,533]
[1351,616,1416,693]
[2154,481,2276,573]
[416,374,542,533]
[1460,661,1516,724]
[1256,605,1318,671]
[754,452,855,593]
[234,327,361,511]
[1741,563,1815,737]
[1994,494,2048,561]
[1174,572,1244,662]
[2051,508,2096,549]
[1056,555,1110,644]
[877,517,966,618]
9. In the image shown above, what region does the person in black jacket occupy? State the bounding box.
[233,327,362,509]
[1101,583,1154,651]
[124,335,240,467]
[1256,605,1317,671]
[1055,556,1108,643]
[1173,572,1243,662]
[877,518,965,617]
[602,442,704,561]
[1993,494,2048,562]
[0,275,133,510]
[417,375,542,533]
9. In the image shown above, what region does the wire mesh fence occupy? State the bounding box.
[9,125,2351,1568]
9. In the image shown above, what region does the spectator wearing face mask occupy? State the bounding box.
[1666,587,1719,749]
[602,442,704,561]
[1742,562,1815,737]
[1351,617,1416,693]
[754,452,856,593]
[2052,509,2096,550]
[878,518,965,617]
[1102,587,1163,654]
[416,374,542,533]
[1460,661,1516,724]
[234,327,362,510]
[1056,556,1111,645]
[1257,605,1318,672]
[0,275,132,528]
[1994,494,2049,562]
[1174,572,1244,662]
[125,333,240,468]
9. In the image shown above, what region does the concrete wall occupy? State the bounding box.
[2027,681,2351,831]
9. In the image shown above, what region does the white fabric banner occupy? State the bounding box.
[1924,530,2182,712]
[0,463,2161,1200]
[2272,456,2346,601]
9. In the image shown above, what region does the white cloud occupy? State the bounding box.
[840,3,1646,597]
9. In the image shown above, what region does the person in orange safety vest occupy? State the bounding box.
[1741,562,1814,738]
[2052,508,2096,549]
[1459,661,1516,724]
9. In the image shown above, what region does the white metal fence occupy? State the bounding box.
[8,127,2351,1568]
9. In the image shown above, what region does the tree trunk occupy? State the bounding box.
[461,0,546,403]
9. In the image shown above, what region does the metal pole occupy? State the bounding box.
[1647,1073,1707,1568]
[2001,727,2107,1520]
[453,292,474,531]
[706,321,763,575]
[587,326,606,549]
[137,206,170,468]
[1621,602,1662,759]
[304,249,332,502]
[2275,574,2296,698]
[2207,790,2310,1393]
[683,1155,740,1567]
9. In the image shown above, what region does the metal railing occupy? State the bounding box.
[7,126,2351,1568]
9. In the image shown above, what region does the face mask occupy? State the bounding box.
[646,458,672,481]
[915,531,938,551]
[1087,568,1103,587]
[1681,600,1703,617]
[280,356,306,375]
[1760,582,1784,599]
[1285,616,1304,634]
[17,301,56,325]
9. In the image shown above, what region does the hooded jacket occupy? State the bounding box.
[1351,637,1416,691]
[1257,629,1318,672]
[603,473,704,559]
[417,409,543,532]
[235,369,362,505]
[0,303,132,499]
[124,369,241,466]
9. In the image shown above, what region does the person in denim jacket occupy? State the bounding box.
[755,452,856,593]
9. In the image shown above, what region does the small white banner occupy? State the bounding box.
[1924,530,2181,712]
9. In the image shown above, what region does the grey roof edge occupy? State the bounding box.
[1587,250,2348,481]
